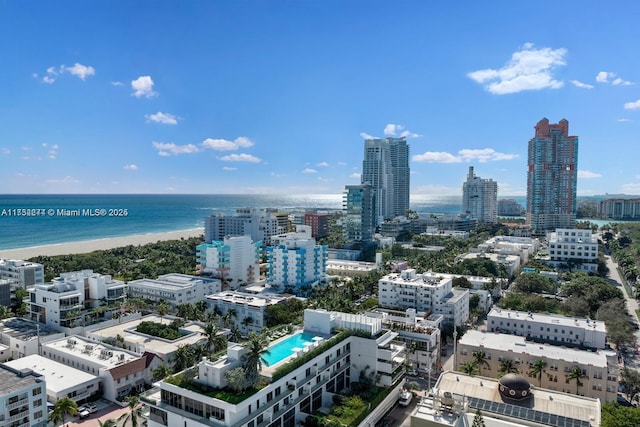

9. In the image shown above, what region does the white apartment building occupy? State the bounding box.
[476,236,540,266]
[29,270,127,329]
[457,252,521,278]
[547,228,599,273]
[326,260,378,278]
[204,208,282,245]
[487,308,607,350]
[457,330,618,403]
[0,364,47,427]
[378,269,470,327]
[462,166,498,224]
[4,355,100,404]
[143,309,406,427]
[206,292,289,336]
[197,236,261,288]
[128,273,221,306]
[0,259,44,290]
[41,335,161,402]
[419,271,505,299]
[0,317,65,360]
[266,225,328,292]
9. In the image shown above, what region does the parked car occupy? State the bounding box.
[78,408,91,419]
[398,391,413,407]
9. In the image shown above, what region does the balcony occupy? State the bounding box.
[6,397,29,411]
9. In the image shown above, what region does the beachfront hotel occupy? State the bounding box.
[204,208,282,246]
[0,364,48,427]
[143,308,407,427]
[127,273,221,306]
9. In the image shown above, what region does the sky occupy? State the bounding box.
[1,1,640,197]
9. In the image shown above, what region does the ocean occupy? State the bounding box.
[0,194,473,251]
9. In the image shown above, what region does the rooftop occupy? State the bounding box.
[488,308,606,332]
[43,335,139,368]
[206,291,287,308]
[4,355,99,394]
[0,364,44,395]
[128,277,200,291]
[0,317,61,341]
[459,330,613,368]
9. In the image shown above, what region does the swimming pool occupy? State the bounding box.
[262,332,320,366]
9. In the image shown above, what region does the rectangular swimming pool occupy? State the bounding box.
[263,332,321,367]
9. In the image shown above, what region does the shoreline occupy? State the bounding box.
[0,228,204,260]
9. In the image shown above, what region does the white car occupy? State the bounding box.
[398,391,413,407]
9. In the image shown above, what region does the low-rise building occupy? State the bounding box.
[326,260,378,278]
[206,291,289,336]
[547,228,599,273]
[143,309,407,427]
[0,259,44,290]
[41,335,161,402]
[476,235,539,266]
[487,308,607,350]
[0,364,47,427]
[0,317,65,360]
[4,354,100,404]
[456,252,521,278]
[128,273,221,306]
[378,269,470,327]
[411,371,601,427]
[457,330,617,403]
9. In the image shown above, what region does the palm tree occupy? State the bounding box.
[566,366,588,395]
[222,308,237,328]
[152,364,172,381]
[173,344,195,372]
[118,395,144,427]
[528,359,548,387]
[498,359,518,377]
[461,361,479,376]
[200,321,227,354]
[157,301,169,324]
[243,332,270,387]
[229,325,243,342]
[98,419,118,427]
[49,397,78,426]
[472,350,490,376]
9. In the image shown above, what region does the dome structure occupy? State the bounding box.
[498,373,531,400]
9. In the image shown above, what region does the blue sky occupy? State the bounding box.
[1,1,639,196]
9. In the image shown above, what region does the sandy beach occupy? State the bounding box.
[0,228,204,260]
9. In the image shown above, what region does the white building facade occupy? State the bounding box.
[0,259,44,291]
[204,208,282,245]
[547,228,599,273]
[197,236,261,288]
[462,166,498,224]
[206,292,289,336]
[0,365,47,427]
[127,274,221,306]
[378,269,470,327]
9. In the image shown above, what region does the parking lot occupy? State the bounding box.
[61,399,147,427]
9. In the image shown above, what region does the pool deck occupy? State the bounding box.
[261,330,330,377]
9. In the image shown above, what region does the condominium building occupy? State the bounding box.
[598,197,640,220]
[28,270,127,329]
[41,335,161,401]
[343,184,376,245]
[205,292,289,335]
[143,309,407,427]
[527,118,579,233]
[498,198,525,216]
[0,259,44,291]
[326,260,378,278]
[377,269,470,327]
[304,213,330,239]
[547,228,599,273]
[266,226,328,292]
[476,235,540,266]
[128,273,221,306]
[487,308,607,350]
[204,208,282,245]
[462,166,498,224]
[197,236,262,288]
[362,137,410,224]
[457,330,617,403]
[4,355,100,404]
[0,364,47,427]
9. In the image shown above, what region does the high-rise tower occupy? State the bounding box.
[361,137,409,224]
[526,118,578,233]
[462,166,498,224]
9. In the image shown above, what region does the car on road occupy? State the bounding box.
[78,404,97,419]
[398,391,413,407]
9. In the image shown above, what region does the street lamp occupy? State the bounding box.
[453,327,458,371]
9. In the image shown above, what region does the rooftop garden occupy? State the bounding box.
[165,370,264,404]
[136,320,187,341]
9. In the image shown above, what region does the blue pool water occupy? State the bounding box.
[263,332,320,366]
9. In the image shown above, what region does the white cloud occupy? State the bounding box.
[152,141,200,156]
[349,172,361,179]
[46,176,80,184]
[596,71,613,83]
[337,161,347,166]
[202,137,254,151]
[123,164,138,171]
[618,118,632,122]
[621,183,640,195]
[42,75,56,84]
[413,148,518,163]
[360,132,375,139]
[384,123,404,136]
[131,76,157,98]
[223,166,237,171]
[302,168,317,174]
[219,153,262,163]
[468,43,567,94]
[111,81,123,86]
[400,130,422,138]
[570,80,594,89]
[316,161,329,167]
[1,148,10,155]
[578,170,602,179]
[146,112,178,125]
[624,99,640,110]
[42,143,59,159]
[612,77,633,86]
[63,63,95,80]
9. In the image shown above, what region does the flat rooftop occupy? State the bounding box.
[488,308,606,333]
[459,330,613,368]
[419,371,600,427]
[0,317,61,341]
[43,336,139,368]
[0,365,43,395]
[128,278,198,291]
[206,291,286,307]
[4,355,99,394]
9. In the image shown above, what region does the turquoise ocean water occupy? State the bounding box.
[0,194,534,251]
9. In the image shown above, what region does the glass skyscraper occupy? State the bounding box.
[526,118,578,234]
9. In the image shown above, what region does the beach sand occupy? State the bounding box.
[0,228,204,260]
